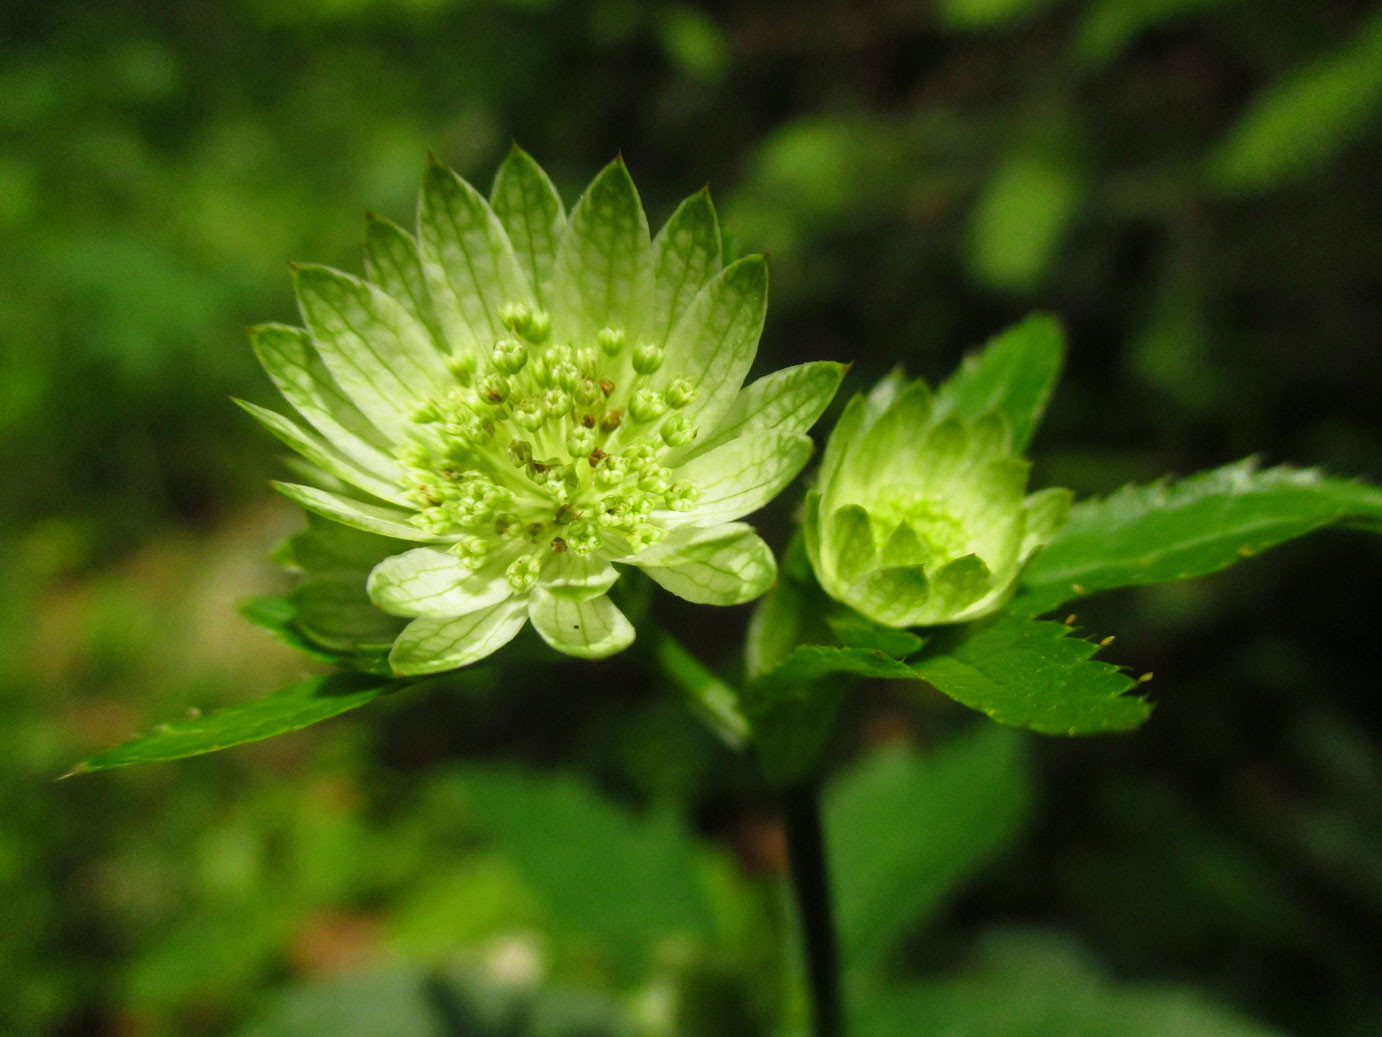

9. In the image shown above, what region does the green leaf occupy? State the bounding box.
[1210,11,1382,195]
[650,188,723,346]
[1015,459,1382,616]
[66,673,403,774]
[292,573,404,652]
[853,928,1283,1036]
[549,157,655,346]
[417,158,535,354]
[939,0,1061,30]
[239,595,343,665]
[489,145,566,307]
[1075,0,1234,68]
[966,156,1082,293]
[747,645,923,784]
[912,616,1149,736]
[933,313,1065,451]
[292,263,450,438]
[828,726,1035,970]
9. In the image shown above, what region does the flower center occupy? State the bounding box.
[869,494,970,571]
[396,304,701,588]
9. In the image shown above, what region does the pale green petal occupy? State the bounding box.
[634,524,776,605]
[490,145,566,306]
[880,521,923,569]
[657,255,768,436]
[827,504,877,587]
[911,554,993,625]
[850,381,935,492]
[673,430,813,524]
[274,481,447,543]
[293,573,405,652]
[390,599,529,675]
[1018,486,1073,561]
[417,159,535,355]
[364,212,445,345]
[846,566,931,628]
[293,264,451,437]
[234,398,409,506]
[650,189,722,346]
[549,157,655,348]
[367,548,512,617]
[802,491,824,576]
[817,392,871,506]
[675,361,846,465]
[250,323,400,477]
[539,552,619,601]
[528,591,635,659]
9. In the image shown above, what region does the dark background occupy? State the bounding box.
[3,1,1381,1033]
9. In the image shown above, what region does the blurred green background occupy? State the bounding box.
[4,0,1382,1034]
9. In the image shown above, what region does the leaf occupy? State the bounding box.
[853,928,1284,1036]
[939,0,1061,30]
[912,616,1149,736]
[827,726,1035,970]
[825,610,927,658]
[932,313,1065,451]
[747,644,923,784]
[1210,11,1382,195]
[1015,459,1382,616]
[66,673,403,774]
[966,157,1082,294]
[460,766,716,968]
[489,145,566,307]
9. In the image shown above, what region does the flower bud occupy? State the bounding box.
[804,375,1071,628]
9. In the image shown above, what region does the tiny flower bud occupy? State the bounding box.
[446,353,477,384]
[629,389,667,423]
[631,342,664,375]
[506,554,542,591]
[660,413,696,446]
[597,326,625,356]
[664,378,696,409]
[492,338,528,374]
[480,374,511,403]
[513,397,546,431]
[525,309,551,343]
[501,302,533,336]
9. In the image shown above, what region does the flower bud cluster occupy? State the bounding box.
[395,308,702,570]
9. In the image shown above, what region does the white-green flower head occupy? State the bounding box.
[803,372,1072,628]
[240,148,844,674]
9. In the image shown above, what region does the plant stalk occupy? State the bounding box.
[782,780,842,1037]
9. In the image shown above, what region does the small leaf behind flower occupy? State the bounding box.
[1015,458,1382,616]
[912,616,1149,736]
[65,673,406,775]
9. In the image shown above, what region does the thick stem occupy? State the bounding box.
[782,781,842,1037]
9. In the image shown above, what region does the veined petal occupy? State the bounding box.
[635,525,776,606]
[364,213,446,346]
[846,566,931,628]
[539,552,619,602]
[367,547,512,618]
[250,324,400,478]
[234,398,410,506]
[418,159,535,355]
[678,361,845,465]
[912,554,993,625]
[274,482,448,543]
[528,591,635,659]
[293,264,451,438]
[650,188,722,347]
[549,157,655,348]
[490,145,566,306]
[673,430,813,524]
[293,573,405,652]
[658,255,768,436]
[1019,486,1073,561]
[827,504,877,587]
[390,599,529,675]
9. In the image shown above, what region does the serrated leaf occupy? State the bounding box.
[912,616,1149,735]
[1015,459,1382,616]
[489,145,566,306]
[828,726,1034,969]
[933,313,1065,451]
[67,673,404,774]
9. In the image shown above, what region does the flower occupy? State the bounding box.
[240,149,843,673]
[802,372,1070,628]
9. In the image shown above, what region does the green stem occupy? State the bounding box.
[646,624,751,750]
[782,780,842,1037]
